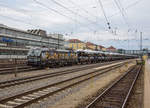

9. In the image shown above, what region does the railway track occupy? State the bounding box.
[0,59,26,68]
[0,64,25,68]
[85,65,142,108]
[0,59,134,75]
[0,61,129,89]
[0,65,40,75]
[0,61,129,108]
[0,62,111,75]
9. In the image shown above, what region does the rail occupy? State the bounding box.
[0,62,130,108]
[85,65,142,108]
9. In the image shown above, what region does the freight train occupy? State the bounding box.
[27,47,138,67]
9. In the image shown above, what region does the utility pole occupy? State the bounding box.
[140,32,143,57]
[58,34,59,49]
[140,32,142,50]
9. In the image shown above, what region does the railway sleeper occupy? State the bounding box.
[0,104,13,108]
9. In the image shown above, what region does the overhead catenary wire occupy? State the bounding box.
[97,0,111,29]
[0,0,145,50]
[109,0,141,19]
[69,0,94,16]
[68,0,140,35]
[49,0,103,28]
[113,0,130,28]
[0,14,41,28]
[33,0,95,31]
[68,0,115,33]
[0,3,33,14]
[0,1,93,36]
[0,3,77,34]
[1,0,139,32]
[68,0,104,24]
[118,0,131,26]
[117,0,128,16]
[0,0,105,36]
[117,0,134,30]
[0,4,42,29]
[108,0,141,36]
[113,0,137,49]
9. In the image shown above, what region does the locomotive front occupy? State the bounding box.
[27,48,42,66]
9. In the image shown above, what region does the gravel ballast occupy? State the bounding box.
[22,62,136,108]
[0,61,129,99]
[48,62,135,108]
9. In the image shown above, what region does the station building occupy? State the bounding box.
[0,24,65,59]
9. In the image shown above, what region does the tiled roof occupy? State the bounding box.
[99,45,105,49]
[107,46,116,50]
[68,39,83,43]
[86,42,95,45]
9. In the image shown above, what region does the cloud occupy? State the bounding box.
[0,0,150,50]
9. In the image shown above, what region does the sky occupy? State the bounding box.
[0,0,150,50]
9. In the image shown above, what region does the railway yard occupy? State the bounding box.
[0,58,146,108]
[1,0,150,107]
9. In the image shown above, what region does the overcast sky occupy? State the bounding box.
[0,0,149,50]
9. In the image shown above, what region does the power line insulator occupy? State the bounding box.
[107,22,110,25]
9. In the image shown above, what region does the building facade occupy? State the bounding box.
[106,46,117,52]
[68,39,86,50]
[67,39,107,51]
[0,24,65,59]
[86,42,96,50]
[98,45,106,51]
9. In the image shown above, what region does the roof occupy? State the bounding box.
[86,46,94,50]
[86,42,95,46]
[0,24,64,41]
[99,45,105,49]
[68,39,83,43]
[107,46,116,50]
[27,29,47,36]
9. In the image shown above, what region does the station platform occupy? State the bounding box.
[144,59,150,108]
